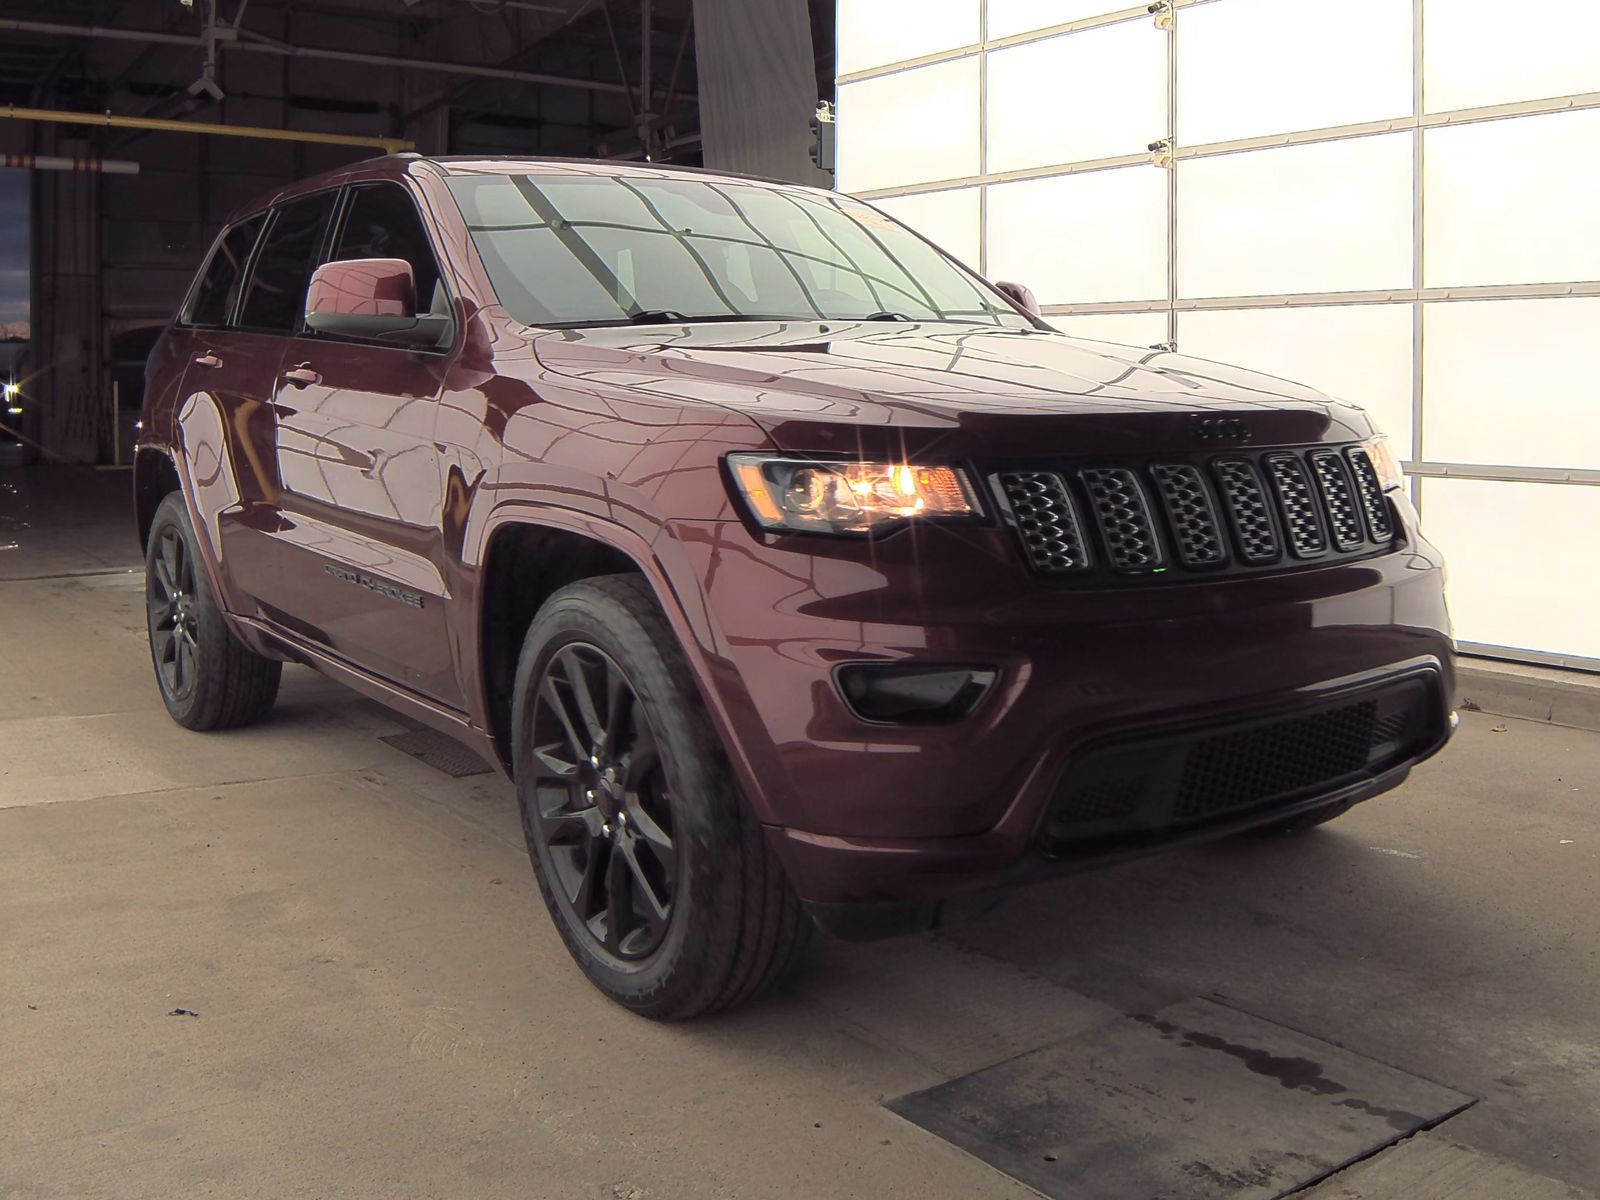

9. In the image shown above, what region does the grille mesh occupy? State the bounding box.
[1213,459,1281,563]
[1265,454,1328,557]
[998,471,1091,573]
[1309,451,1365,551]
[1151,464,1227,566]
[1346,449,1394,542]
[1040,676,1438,841]
[1081,468,1163,570]
[1176,699,1378,820]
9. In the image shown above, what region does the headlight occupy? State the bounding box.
[727,454,982,535]
[1361,434,1405,491]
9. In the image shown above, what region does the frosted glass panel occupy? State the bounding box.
[1420,478,1600,660]
[987,23,1166,171]
[1057,312,1169,346]
[837,0,979,74]
[837,58,980,192]
[1177,134,1413,298]
[1178,0,1412,145]
[1425,0,1600,112]
[1423,298,1600,470]
[1179,305,1414,453]
[1424,110,1600,288]
[987,1,1133,39]
[872,187,982,268]
[987,167,1167,304]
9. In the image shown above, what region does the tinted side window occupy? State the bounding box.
[239,192,338,333]
[185,215,265,327]
[332,184,447,316]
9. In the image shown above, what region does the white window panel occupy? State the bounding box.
[1419,478,1600,660]
[987,22,1167,172]
[1425,0,1600,112]
[1177,134,1413,299]
[1056,312,1169,346]
[1179,305,1414,452]
[836,0,978,75]
[987,0,1133,40]
[987,167,1168,305]
[1424,109,1600,288]
[872,187,982,269]
[837,58,981,192]
[1178,0,1413,145]
[1423,298,1600,470]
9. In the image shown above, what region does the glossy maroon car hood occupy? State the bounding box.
[531,321,1374,458]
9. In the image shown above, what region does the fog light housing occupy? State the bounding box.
[835,664,997,725]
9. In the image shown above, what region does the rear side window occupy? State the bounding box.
[239,191,338,333]
[184,215,265,327]
[331,183,448,317]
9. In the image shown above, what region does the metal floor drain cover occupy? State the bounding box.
[887,997,1473,1200]
[379,729,494,777]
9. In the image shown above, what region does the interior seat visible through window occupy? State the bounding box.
[238,191,338,333]
[331,184,449,319]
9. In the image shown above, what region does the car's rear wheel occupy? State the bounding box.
[512,574,810,1019]
[145,493,282,730]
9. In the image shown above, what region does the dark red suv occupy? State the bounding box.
[136,155,1455,1017]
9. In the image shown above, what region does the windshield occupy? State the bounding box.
[444,169,1034,330]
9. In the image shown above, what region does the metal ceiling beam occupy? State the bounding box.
[0,14,634,97]
[0,101,411,153]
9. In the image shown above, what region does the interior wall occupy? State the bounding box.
[835,0,1600,670]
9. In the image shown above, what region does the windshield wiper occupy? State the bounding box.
[861,311,915,322]
[625,309,691,324]
[588,312,793,326]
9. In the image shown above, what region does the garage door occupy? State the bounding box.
[835,0,1600,670]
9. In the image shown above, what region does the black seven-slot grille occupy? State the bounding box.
[994,445,1394,582]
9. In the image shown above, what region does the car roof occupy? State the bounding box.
[220,153,830,226]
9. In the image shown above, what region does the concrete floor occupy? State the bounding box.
[2,465,1597,1200]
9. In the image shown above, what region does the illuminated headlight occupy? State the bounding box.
[1361,434,1405,491]
[727,454,982,535]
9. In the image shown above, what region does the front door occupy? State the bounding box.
[252,182,462,707]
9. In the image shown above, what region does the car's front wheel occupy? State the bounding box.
[511,574,810,1019]
[145,492,282,730]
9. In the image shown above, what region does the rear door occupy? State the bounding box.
[202,190,342,616]
[171,211,283,597]
[256,181,461,706]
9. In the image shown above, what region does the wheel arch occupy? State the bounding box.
[134,445,184,552]
[470,506,766,806]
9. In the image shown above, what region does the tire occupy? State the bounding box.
[145,492,282,731]
[1255,798,1353,836]
[511,574,811,1019]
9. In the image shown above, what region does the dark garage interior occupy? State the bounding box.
[2,4,1598,1199]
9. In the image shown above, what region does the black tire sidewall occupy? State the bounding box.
[511,578,739,1012]
[144,493,231,727]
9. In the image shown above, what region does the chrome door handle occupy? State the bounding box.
[193,353,223,369]
[283,365,321,388]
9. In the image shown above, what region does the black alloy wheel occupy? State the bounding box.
[511,575,811,1018]
[148,523,202,702]
[142,492,281,730]
[528,642,678,963]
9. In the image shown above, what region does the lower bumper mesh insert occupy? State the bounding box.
[1040,674,1440,848]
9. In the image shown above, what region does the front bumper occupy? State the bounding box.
[665,505,1454,920]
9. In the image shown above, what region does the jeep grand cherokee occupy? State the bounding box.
[136,156,1454,1018]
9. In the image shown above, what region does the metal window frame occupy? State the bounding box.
[836,0,1600,671]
